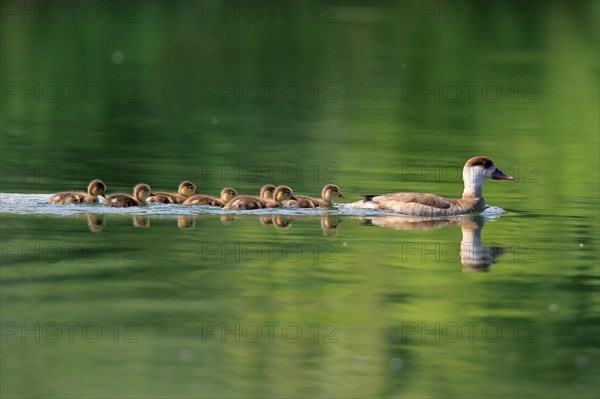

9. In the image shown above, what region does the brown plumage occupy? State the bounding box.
[101,183,154,207]
[223,186,296,210]
[284,184,345,208]
[48,179,106,204]
[345,156,513,216]
[147,181,199,204]
[182,187,238,207]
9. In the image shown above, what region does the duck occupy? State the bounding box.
[101,183,154,207]
[284,184,345,208]
[48,179,106,204]
[345,156,513,216]
[223,185,296,210]
[146,181,199,204]
[182,187,238,207]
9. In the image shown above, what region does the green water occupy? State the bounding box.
[1,1,599,398]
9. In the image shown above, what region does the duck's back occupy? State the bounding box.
[49,192,97,204]
[223,196,270,210]
[182,195,224,207]
[147,192,185,204]
[102,194,140,207]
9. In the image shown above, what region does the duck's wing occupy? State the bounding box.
[284,195,319,208]
[224,196,264,210]
[183,195,219,206]
[371,192,453,209]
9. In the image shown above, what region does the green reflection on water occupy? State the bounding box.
[1,1,599,398]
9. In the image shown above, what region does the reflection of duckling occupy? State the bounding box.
[285,184,345,208]
[321,215,342,236]
[49,179,106,204]
[220,216,236,225]
[182,187,237,207]
[177,216,196,229]
[101,184,154,207]
[346,157,513,216]
[223,186,296,210]
[133,216,150,228]
[259,216,274,226]
[87,214,105,233]
[147,181,199,204]
[272,215,293,229]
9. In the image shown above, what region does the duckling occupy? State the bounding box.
[101,183,154,207]
[182,187,238,207]
[146,181,199,204]
[284,184,345,208]
[345,156,513,216]
[48,179,106,204]
[223,186,296,210]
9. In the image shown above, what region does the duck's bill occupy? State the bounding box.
[338,193,346,199]
[491,168,514,180]
[289,195,298,200]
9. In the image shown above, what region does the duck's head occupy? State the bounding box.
[134,183,155,201]
[88,179,106,196]
[274,186,296,203]
[260,184,277,200]
[220,187,238,203]
[463,156,513,197]
[178,181,199,197]
[322,184,345,201]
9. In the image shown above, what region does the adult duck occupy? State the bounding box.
[345,156,513,216]
[48,179,106,204]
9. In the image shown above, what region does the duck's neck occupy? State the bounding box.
[462,170,485,200]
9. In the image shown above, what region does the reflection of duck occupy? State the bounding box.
[359,214,506,272]
[147,181,199,204]
[49,179,106,204]
[101,184,154,207]
[284,184,345,208]
[182,187,237,207]
[321,214,342,236]
[177,216,196,229]
[133,215,150,228]
[223,186,296,210]
[87,214,105,232]
[346,157,513,216]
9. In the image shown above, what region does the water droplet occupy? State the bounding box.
[548,303,558,312]
[210,117,219,125]
[389,357,404,371]
[111,51,124,64]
